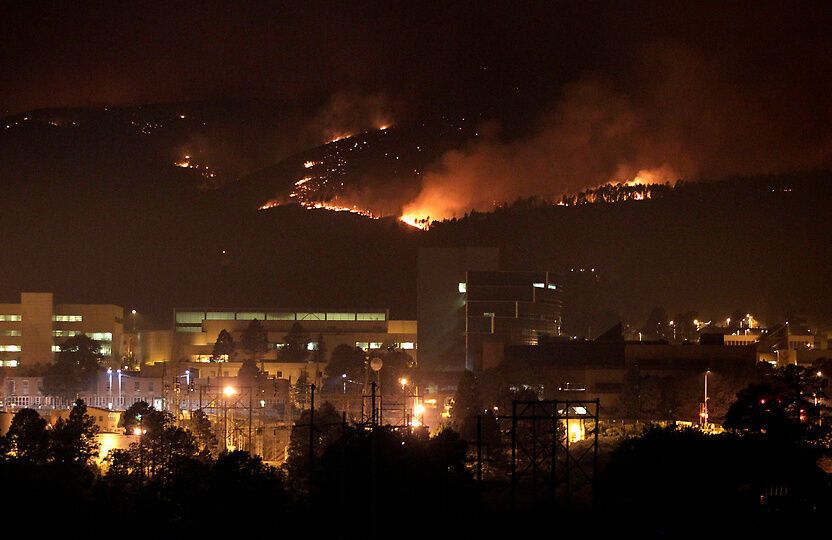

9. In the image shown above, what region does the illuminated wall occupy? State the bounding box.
[0,293,125,368]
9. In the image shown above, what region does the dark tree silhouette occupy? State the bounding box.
[325,344,366,384]
[285,401,343,492]
[724,365,827,441]
[49,399,100,466]
[118,400,153,435]
[43,335,103,400]
[241,319,269,368]
[1,408,49,463]
[188,409,218,456]
[450,370,481,434]
[211,329,236,361]
[281,322,310,363]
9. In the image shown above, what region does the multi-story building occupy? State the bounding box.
[137,308,416,378]
[417,248,563,371]
[0,292,125,369]
[1,371,163,411]
[465,270,563,370]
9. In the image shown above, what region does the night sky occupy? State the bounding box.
[4,1,831,130]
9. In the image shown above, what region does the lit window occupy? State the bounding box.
[326,312,357,321]
[533,282,545,288]
[205,312,235,320]
[400,342,415,350]
[355,342,369,350]
[85,332,113,341]
[547,284,557,290]
[306,342,318,351]
[369,342,383,349]
[458,282,467,293]
[176,326,203,333]
[296,312,325,321]
[235,312,265,320]
[53,315,82,322]
[52,345,61,352]
[0,315,21,322]
[175,312,204,324]
[0,330,21,337]
[100,344,112,356]
[266,312,295,320]
[53,330,81,337]
[0,345,21,352]
[356,313,386,321]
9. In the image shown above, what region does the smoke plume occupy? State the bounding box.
[404,44,832,220]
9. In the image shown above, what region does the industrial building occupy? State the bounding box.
[0,292,125,369]
[138,307,417,375]
[504,329,757,421]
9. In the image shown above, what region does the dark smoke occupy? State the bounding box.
[405,43,832,219]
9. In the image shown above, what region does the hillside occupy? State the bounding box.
[1,104,830,331]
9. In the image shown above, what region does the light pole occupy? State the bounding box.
[223,386,236,451]
[400,377,408,426]
[107,367,113,409]
[129,309,138,368]
[701,370,710,427]
[817,371,823,426]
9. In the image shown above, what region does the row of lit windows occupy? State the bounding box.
[533,283,558,290]
[52,343,112,355]
[354,342,415,350]
[0,330,21,337]
[176,311,386,324]
[0,345,21,352]
[0,360,19,367]
[356,342,384,350]
[53,315,83,322]
[53,331,112,341]
[1,315,89,322]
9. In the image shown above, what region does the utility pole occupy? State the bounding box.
[371,381,378,540]
[476,414,482,484]
[307,383,315,540]
[309,383,316,486]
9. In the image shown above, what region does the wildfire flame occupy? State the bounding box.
[258,198,378,219]
[400,215,430,230]
[328,133,352,144]
[303,161,318,169]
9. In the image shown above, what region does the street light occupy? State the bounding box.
[399,377,409,426]
[223,386,236,451]
[701,370,711,427]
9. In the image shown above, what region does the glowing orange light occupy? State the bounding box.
[400,215,429,230]
[328,134,351,144]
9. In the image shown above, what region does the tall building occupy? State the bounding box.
[0,292,124,368]
[466,270,563,370]
[417,248,499,371]
[417,248,562,371]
